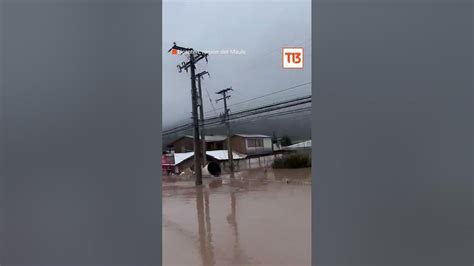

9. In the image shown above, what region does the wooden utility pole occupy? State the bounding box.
[216,87,234,174]
[196,71,209,166]
[189,53,202,184]
[168,42,208,185]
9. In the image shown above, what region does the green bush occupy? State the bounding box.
[272,153,311,169]
[280,135,292,146]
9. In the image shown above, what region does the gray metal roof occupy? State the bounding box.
[283,140,312,150]
[183,135,227,142]
[173,150,247,165]
[233,134,271,138]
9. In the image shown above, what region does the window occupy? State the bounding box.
[247,138,264,148]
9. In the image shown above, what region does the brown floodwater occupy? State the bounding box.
[163,168,311,266]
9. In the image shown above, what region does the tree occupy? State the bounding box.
[280,135,292,146]
[272,131,278,144]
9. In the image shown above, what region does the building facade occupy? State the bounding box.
[230,134,273,156]
[167,134,273,156]
[167,135,227,153]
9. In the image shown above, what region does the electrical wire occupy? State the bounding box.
[163,95,311,135]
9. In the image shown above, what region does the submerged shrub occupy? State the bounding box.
[272,153,311,169]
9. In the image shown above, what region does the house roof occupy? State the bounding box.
[173,150,247,166]
[168,134,271,147]
[184,135,227,142]
[232,134,271,138]
[206,150,246,160]
[173,152,195,165]
[167,135,226,147]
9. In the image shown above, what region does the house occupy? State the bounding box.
[167,135,227,153]
[167,133,273,157]
[229,134,273,156]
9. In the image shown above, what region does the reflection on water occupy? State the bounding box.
[195,187,251,266]
[196,188,215,266]
[204,191,214,265]
[227,191,248,265]
[271,167,311,180]
[163,168,311,266]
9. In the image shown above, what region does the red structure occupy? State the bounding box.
[162,154,175,175]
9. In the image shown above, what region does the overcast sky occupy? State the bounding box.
[163,0,311,128]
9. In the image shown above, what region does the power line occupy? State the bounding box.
[165,81,311,130]
[185,107,312,132]
[163,95,311,136]
[203,81,311,115]
[164,95,311,134]
[204,86,217,116]
[163,122,193,133]
[163,104,312,136]
[229,89,311,113]
[200,95,311,130]
[229,82,311,109]
[222,100,311,125]
[232,107,312,123]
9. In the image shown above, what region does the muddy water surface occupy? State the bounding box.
[163,168,311,266]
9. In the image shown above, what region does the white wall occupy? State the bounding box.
[245,137,273,155]
[263,138,272,149]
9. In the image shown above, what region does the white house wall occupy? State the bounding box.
[263,138,272,149]
[245,137,273,155]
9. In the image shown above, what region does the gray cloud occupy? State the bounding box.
[163,0,311,128]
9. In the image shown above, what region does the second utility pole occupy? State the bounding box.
[196,71,209,166]
[216,87,234,174]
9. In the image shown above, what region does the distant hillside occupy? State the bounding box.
[162,115,311,149]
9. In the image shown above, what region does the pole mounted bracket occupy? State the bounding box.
[170,42,209,73]
[196,71,210,80]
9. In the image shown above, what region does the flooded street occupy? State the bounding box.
[163,168,311,266]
